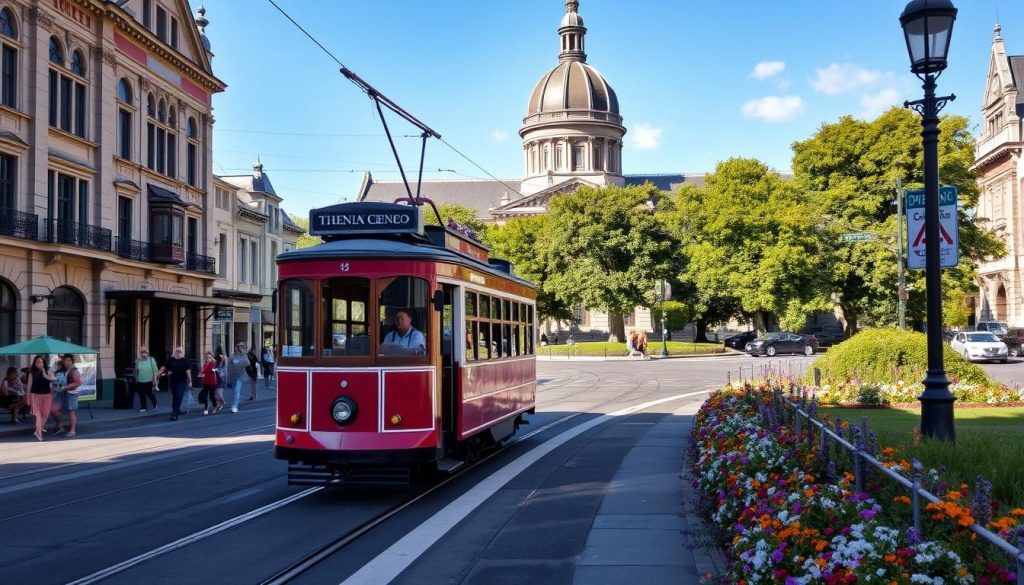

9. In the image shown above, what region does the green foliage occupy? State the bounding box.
[485,214,572,322]
[424,203,488,236]
[672,158,828,332]
[790,108,1002,332]
[808,327,990,386]
[286,213,321,249]
[650,300,689,331]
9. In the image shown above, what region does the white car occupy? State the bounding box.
[950,331,1008,363]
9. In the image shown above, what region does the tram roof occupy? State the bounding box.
[277,237,535,288]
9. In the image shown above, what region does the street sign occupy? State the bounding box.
[841,233,873,242]
[905,186,958,270]
[654,281,672,301]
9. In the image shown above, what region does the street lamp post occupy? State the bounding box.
[900,0,957,441]
[660,278,668,357]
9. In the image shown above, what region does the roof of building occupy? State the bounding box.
[624,174,706,191]
[1011,55,1024,115]
[356,173,524,218]
[218,162,278,197]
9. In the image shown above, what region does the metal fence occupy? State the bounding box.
[759,380,1024,583]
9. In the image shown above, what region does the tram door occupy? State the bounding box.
[440,284,457,454]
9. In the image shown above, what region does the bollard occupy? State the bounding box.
[912,460,923,534]
[814,367,821,387]
[727,371,731,385]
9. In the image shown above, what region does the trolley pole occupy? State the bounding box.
[896,179,907,329]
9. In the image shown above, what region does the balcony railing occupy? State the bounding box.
[0,208,39,240]
[115,237,152,262]
[44,218,112,252]
[184,252,216,274]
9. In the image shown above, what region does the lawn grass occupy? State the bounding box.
[821,406,1024,508]
[537,340,726,357]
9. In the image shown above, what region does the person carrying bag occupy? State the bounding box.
[133,347,159,413]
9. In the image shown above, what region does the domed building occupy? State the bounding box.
[358,0,703,222]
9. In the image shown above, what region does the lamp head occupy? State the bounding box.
[900,0,957,76]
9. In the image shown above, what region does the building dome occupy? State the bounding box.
[526,60,619,119]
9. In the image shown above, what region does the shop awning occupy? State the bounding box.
[105,290,235,307]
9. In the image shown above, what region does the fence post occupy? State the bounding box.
[912,460,923,535]
[853,449,864,494]
[727,371,731,385]
[795,406,802,440]
[814,367,821,387]
[1016,525,1023,585]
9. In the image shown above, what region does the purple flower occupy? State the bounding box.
[858,504,881,520]
[785,578,799,585]
[791,502,803,514]
[771,548,784,563]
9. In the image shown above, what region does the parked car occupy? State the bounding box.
[950,331,1008,363]
[744,332,819,357]
[974,321,1010,340]
[723,331,757,350]
[1005,328,1024,357]
[808,330,843,347]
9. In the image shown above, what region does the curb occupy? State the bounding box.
[536,349,741,361]
[0,395,277,439]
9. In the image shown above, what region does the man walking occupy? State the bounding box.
[158,346,192,421]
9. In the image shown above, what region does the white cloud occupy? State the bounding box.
[630,123,663,150]
[811,63,883,96]
[490,129,508,142]
[741,96,806,122]
[751,61,785,80]
[859,87,904,118]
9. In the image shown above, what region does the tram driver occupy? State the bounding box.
[379,308,426,356]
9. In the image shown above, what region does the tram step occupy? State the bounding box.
[436,457,465,474]
[287,464,412,488]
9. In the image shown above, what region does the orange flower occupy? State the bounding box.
[882,446,895,457]
[1010,508,1024,517]
[893,495,911,505]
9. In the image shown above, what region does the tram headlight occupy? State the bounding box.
[331,396,358,424]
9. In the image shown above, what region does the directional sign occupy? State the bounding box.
[905,186,958,269]
[841,233,873,242]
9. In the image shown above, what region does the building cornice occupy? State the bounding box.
[237,207,268,225]
[972,143,1022,171]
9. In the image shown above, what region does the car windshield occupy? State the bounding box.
[966,333,999,343]
[990,323,1009,334]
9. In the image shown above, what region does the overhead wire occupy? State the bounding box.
[264,0,526,201]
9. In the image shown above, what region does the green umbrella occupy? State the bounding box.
[0,335,99,356]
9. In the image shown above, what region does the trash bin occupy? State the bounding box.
[113,377,134,409]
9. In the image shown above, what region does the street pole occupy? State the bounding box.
[906,73,956,441]
[896,179,907,329]
[660,278,668,357]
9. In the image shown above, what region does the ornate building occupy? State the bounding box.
[974,24,1023,325]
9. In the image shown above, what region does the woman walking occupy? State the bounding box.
[246,346,259,401]
[198,352,221,415]
[213,347,226,413]
[26,355,55,441]
[53,355,82,437]
[225,344,249,413]
[133,347,159,413]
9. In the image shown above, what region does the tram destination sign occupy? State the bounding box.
[309,202,424,237]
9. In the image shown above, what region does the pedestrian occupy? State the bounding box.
[626,330,641,360]
[0,366,28,424]
[26,355,55,441]
[246,346,259,401]
[261,345,275,383]
[53,354,82,437]
[157,345,192,421]
[49,358,67,435]
[213,346,227,413]
[198,351,220,415]
[225,343,249,413]
[133,346,159,413]
[636,331,649,360]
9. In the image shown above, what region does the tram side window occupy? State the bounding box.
[378,276,429,357]
[527,305,535,354]
[321,277,370,357]
[464,292,477,362]
[281,279,314,357]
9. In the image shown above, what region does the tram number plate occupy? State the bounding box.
[339,263,350,272]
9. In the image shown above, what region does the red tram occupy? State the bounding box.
[273,201,537,486]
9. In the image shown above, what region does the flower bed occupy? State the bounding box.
[691,383,1022,583]
[815,380,1024,407]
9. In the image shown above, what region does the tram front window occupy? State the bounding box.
[322,277,370,357]
[378,276,429,358]
[280,279,314,357]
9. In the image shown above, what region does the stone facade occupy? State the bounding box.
[0,0,226,390]
[973,24,1024,326]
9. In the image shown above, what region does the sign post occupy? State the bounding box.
[905,186,958,269]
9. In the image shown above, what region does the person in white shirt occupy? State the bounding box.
[380,309,426,356]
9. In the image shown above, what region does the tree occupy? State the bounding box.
[424,202,488,238]
[286,213,321,249]
[672,158,829,337]
[485,214,573,323]
[538,184,683,341]
[790,107,1003,333]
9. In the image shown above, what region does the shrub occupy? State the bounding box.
[806,327,990,387]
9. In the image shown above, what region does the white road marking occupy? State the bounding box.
[339,389,713,585]
[64,487,321,585]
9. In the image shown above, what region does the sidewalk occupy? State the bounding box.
[575,404,727,584]
[0,378,278,438]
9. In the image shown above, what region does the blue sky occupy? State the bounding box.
[199,0,1023,215]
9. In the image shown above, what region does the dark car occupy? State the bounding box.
[1005,328,1024,357]
[744,332,819,357]
[723,331,757,350]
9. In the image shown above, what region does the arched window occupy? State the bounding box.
[47,286,84,345]
[147,97,175,177]
[117,80,133,159]
[186,117,198,186]
[146,93,154,116]
[167,106,175,128]
[48,38,86,137]
[0,278,15,347]
[0,9,17,108]
[49,37,63,65]
[69,49,85,76]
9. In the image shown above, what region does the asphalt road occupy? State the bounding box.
[4,352,1012,585]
